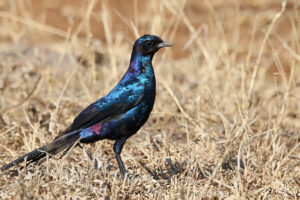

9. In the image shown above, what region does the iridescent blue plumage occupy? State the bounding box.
[79,38,157,141]
[1,35,172,178]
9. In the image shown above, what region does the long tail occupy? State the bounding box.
[1,131,81,171]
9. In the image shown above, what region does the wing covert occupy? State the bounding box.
[56,94,143,139]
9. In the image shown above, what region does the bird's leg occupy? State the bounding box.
[113,137,127,179]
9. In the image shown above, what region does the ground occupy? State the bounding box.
[0,0,300,199]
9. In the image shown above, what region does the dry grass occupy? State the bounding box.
[0,0,300,199]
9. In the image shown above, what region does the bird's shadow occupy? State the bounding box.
[138,158,186,181]
[138,156,245,182]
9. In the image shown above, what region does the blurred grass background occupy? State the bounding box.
[0,0,300,199]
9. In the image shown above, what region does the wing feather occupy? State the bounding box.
[56,94,143,139]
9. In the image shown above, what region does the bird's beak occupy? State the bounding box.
[157,41,173,48]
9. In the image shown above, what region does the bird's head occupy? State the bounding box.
[133,35,172,56]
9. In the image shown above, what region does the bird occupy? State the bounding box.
[1,35,172,178]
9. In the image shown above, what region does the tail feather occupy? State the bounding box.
[1,131,81,171]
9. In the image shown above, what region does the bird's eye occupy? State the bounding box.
[146,41,153,46]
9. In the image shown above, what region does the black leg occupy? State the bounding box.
[116,153,126,178]
[113,137,127,179]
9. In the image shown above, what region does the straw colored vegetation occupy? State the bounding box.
[0,0,300,199]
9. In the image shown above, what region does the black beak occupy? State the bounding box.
[157,41,173,48]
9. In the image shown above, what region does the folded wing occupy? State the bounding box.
[56,94,143,139]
